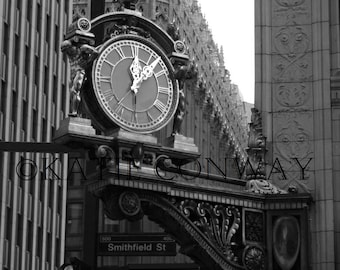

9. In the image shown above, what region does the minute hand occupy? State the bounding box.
[131,57,161,93]
[141,56,161,79]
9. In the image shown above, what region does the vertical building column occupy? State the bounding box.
[329,0,340,74]
[330,1,340,269]
[255,0,335,269]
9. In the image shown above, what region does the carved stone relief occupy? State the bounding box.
[269,0,314,190]
[275,0,306,6]
[272,0,309,26]
[242,245,265,270]
[272,25,311,82]
[274,82,311,111]
[275,119,312,161]
[270,114,314,190]
[243,210,264,244]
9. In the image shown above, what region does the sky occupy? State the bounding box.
[197,0,255,104]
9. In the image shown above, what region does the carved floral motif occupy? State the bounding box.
[275,0,306,8]
[273,0,308,26]
[242,245,265,270]
[244,211,264,243]
[276,83,309,108]
[273,26,310,82]
[119,191,142,217]
[275,120,312,161]
[246,179,287,194]
[271,0,313,190]
[274,26,309,56]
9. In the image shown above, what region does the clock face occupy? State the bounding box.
[92,35,178,133]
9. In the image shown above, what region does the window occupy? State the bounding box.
[67,203,83,234]
[3,239,9,267]
[127,220,142,233]
[67,158,86,186]
[103,214,120,232]
[27,221,33,252]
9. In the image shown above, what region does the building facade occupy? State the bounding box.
[0,0,251,270]
[255,0,340,269]
[0,0,72,269]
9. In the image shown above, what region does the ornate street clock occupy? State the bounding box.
[90,35,178,134]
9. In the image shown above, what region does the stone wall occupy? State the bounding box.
[255,0,339,268]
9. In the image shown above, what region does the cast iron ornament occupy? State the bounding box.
[119,191,141,217]
[242,245,265,270]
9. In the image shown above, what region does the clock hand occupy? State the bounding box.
[141,56,161,79]
[133,91,137,116]
[129,50,142,80]
[117,90,131,105]
[131,75,143,94]
[134,92,137,110]
[130,56,161,93]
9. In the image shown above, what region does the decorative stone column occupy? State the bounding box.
[255,0,335,268]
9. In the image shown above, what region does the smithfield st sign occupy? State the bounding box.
[97,234,176,256]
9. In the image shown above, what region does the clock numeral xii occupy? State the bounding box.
[131,45,139,58]
[115,47,125,59]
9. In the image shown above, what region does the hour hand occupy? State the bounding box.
[129,56,142,80]
[130,46,142,80]
[131,57,161,93]
[131,76,142,94]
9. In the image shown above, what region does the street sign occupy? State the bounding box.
[97,234,177,256]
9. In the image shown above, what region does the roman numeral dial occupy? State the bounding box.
[92,36,179,134]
